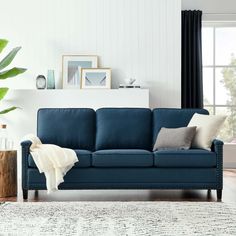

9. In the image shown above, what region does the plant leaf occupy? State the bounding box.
[0,47,21,71]
[0,39,8,53]
[0,67,27,80]
[0,106,18,115]
[0,87,9,100]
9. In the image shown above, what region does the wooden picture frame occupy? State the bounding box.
[62,55,98,89]
[81,68,111,89]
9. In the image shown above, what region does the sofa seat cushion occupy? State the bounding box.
[28,149,92,168]
[154,149,216,168]
[92,149,153,167]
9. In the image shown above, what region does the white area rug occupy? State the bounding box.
[0,201,236,235]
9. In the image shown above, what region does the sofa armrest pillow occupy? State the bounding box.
[153,126,197,151]
[188,113,226,150]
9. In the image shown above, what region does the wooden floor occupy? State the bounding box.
[1,169,236,203]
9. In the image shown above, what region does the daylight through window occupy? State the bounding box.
[202,23,236,143]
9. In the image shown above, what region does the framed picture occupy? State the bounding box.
[62,55,98,89]
[81,68,111,89]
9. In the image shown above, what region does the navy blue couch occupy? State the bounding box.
[21,108,223,200]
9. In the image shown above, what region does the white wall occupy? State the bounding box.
[0,0,181,108]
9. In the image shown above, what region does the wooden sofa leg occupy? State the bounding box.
[217,189,222,200]
[23,189,28,200]
[207,189,211,198]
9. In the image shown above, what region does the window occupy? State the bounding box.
[202,23,236,143]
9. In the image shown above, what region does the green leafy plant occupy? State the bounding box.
[0,39,26,114]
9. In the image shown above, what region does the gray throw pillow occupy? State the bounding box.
[153,126,197,151]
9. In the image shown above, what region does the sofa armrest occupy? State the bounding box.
[211,139,224,152]
[21,140,32,148]
[21,140,32,190]
[211,139,223,190]
[21,140,32,161]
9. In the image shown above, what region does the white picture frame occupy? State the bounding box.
[62,55,98,89]
[81,68,111,89]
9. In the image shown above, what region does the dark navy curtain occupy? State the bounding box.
[181,10,203,109]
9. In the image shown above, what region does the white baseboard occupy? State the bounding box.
[223,144,236,169]
[224,162,236,169]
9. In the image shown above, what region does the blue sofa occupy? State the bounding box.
[21,108,223,200]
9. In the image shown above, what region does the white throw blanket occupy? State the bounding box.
[23,134,78,193]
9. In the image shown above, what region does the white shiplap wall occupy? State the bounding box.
[0,0,181,108]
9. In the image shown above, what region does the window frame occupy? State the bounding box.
[202,21,236,143]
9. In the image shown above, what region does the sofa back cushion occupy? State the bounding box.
[96,108,152,150]
[37,108,96,150]
[152,108,209,145]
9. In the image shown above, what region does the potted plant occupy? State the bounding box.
[0,39,26,114]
